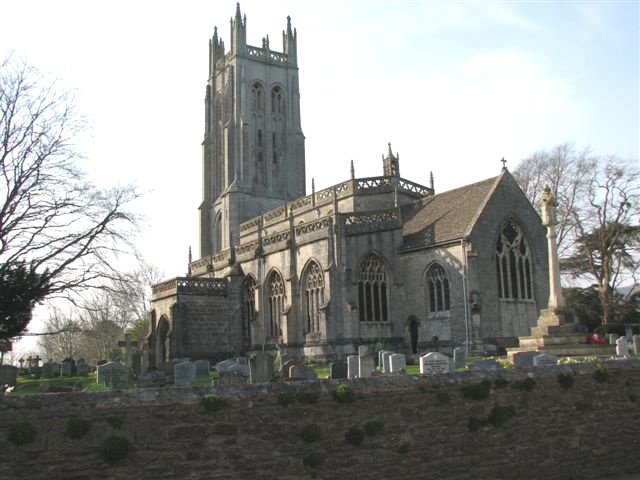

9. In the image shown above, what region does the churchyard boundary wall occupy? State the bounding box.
[1,360,639,479]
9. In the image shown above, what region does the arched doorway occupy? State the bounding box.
[408,316,419,354]
[157,316,170,367]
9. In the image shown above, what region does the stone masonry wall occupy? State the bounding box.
[1,361,640,480]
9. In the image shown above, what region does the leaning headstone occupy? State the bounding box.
[469,359,500,371]
[358,354,375,378]
[381,351,394,373]
[195,360,210,378]
[616,337,629,356]
[215,359,236,373]
[347,355,359,379]
[453,348,465,370]
[512,351,541,368]
[533,353,558,367]
[420,352,450,375]
[377,350,390,370]
[76,359,89,377]
[329,361,348,379]
[60,361,72,377]
[41,362,54,379]
[249,352,274,383]
[174,361,196,387]
[389,353,406,374]
[633,335,640,356]
[0,365,18,387]
[97,362,128,389]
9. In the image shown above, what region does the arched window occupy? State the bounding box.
[496,220,534,300]
[214,212,223,252]
[302,261,324,334]
[251,83,264,113]
[267,271,285,337]
[242,276,258,335]
[426,264,450,313]
[271,86,284,114]
[357,253,390,322]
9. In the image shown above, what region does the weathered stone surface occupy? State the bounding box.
[420,352,450,374]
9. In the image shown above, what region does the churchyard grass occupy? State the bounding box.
[11,374,99,396]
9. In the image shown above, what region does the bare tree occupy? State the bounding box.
[0,55,141,340]
[37,306,82,361]
[513,142,596,256]
[75,291,126,364]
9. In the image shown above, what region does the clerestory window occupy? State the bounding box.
[426,264,450,313]
[357,253,390,322]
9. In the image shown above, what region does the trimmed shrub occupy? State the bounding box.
[333,383,354,404]
[202,393,226,413]
[303,452,324,468]
[345,426,365,446]
[99,435,130,464]
[558,373,575,389]
[300,424,322,443]
[460,380,491,400]
[513,377,536,391]
[364,420,384,436]
[65,417,91,439]
[488,404,516,428]
[8,423,36,446]
[595,364,608,383]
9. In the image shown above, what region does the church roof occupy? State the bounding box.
[401,174,501,249]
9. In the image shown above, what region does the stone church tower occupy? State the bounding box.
[200,4,306,257]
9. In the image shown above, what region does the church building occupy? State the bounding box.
[149,5,549,367]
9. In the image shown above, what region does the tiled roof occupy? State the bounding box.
[401,175,500,248]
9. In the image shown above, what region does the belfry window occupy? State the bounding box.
[496,220,534,300]
[271,86,284,114]
[267,271,285,337]
[251,83,264,113]
[357,253,390,322]
[303,261,324,334]
[426,264,450,313]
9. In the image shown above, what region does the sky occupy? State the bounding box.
[1,0,638,355]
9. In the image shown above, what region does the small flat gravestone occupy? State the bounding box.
[533,353,558,367]
[347,355,359,379]
[453,348,465,370]
[512,351,541,368]
[329,361,348,379]
[616,337,629,356]
[250,352,274,384]
[174,361,196,387]
[97,362,128,389]
[195,360,210,378]
[358,354,375,378]
[389,353,406,374]
[420,352,450,375]
[469,359,500,371]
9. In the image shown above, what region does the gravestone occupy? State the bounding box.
[453,348,465,370]
[377,350,390,370]
[381,351,394,373]
[228,363,250,377]
[329,361,348,379]
[303,366,318,380]
[281,359,301,379]
[250,352,274,383]
[533,353,558,367]
[215,359,236,373]
[174,361,196,387]
[195,360,210,378]
[41,362,54,379]
[347,355,359,379]
[512,351,541,368]
[289,365,305,380]
[633,335,640,356]
[616,337,629,356]
[625,325,633,341]
[60,361,72,377]
[420,352,450,375]
[76,359,89,376]
[141,371,166,388]
[0,365,18,387]
[52,362,61,377]
[358,354,375,378]
[608,333,619,345]
[140,344,149,376]
[469,359,500,371]
[358,345,369,357]
[97,362,128,389]
[236,356,247,365]
[389,353,406,374]
[278,354,291,373]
